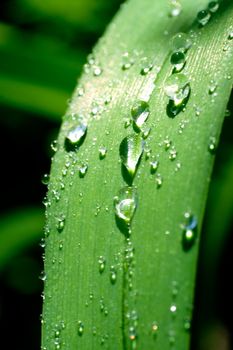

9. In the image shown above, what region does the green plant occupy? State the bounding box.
[42,0,233,349]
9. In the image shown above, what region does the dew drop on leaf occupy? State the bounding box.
[131,100,150,130]
[98,256,106,273]
[99,146,107,159]
[170,51,186,72]
[119,134,144,178]
[169,0,182,17]
[65,121,87,150]
[110,266,117,284]
[79,163,88,178]
[228,32,233,40]
[155,174,163,188]
[182,212,198,251]
[77,321,84,336]
[170,32,192,52]
[114,186,138,224]
[208,1,219,13]
[150,160,159,174]
[41,173,50,185]
[56,215,66,233]
[197,10,211,26]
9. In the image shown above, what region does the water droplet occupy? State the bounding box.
[93,65,102,76]
[121,52,134,70]
[129,326,137,341]
[99,146,107,159]
[77,321,84,336]
[142,127,151,139]
[228,31,233,40]
[208,1,219,13]
[56,215,66,233]
[197,10,211,26]
[164,74,191,117]
[65,121,87,150]
[119,134,144,178]
[171,33,192,52]
[152,321,159,335]
[39,271,47,282]
[155,174,163,188]
[114,186,138,224]
[182,212,198,251]
[140,57,153,75]
[41,173,50,185]
[77,85,85,97]
[79,163,88,178]
[169,0,182,17]
[169,147,177,160]
[184,318,191,331]
[170,51,186,72]
[51,140,58,153]
[208,80,218,94]
[208,136,217,154]
[131,100,150,130]
[110,266,117,284]
[98,256,106,273]
[150,160,159,174]
[170,304,177,314]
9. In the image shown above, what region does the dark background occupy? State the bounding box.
[0,0,232,349]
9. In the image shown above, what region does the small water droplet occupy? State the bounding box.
[131,100,150,130]
[208,136,217,154]
[129,326,137,341]
[170,304,177,314]
[77,85,85,97]
[164,73,191,117]
[121,52,134,70]
[169,0,182,17]
[228,31,233,40]
[56,215,66,233]
[197,10,211,26]
[152,321,159,336]
[170,33,192,52]
[114,186,138,224]
[98,256,106,273]
[184,318,191,331]
[99,146,107,159]
[170,51,186,72]
[169,147,177,160]
[155,174,163,188]
[140,57,153,75]
[93,65,102,76]
[208,80,218,94]
[65,121,87,150]
[208,1,219,13]
[110,266,117,284]
[39,271,47,282]
[142,127,151,139]
[150,160,159,174]
[119,134,144,178]
[182,212,198,251]
[77,321,84,336]
[79,163,88,178]
[41,173,50,185]
[51,140,58,153]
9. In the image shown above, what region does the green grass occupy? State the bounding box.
[42,0,233,349]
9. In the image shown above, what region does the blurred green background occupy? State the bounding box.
[0,0,232,349]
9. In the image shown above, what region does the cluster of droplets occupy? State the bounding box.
[84,53,103,77]
[164,32,192,117]
[197,1,219,27]
[121,50,154,76]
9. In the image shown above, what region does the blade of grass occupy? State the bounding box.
[42,0,233,349]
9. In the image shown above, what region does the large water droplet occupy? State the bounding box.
[119,134,144,179]
[65,121,87,150]
[197,10,211,26]
[131,100,150,130]
[114,186,138,224]
[182,212,198,251]
[171,33,192,52]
